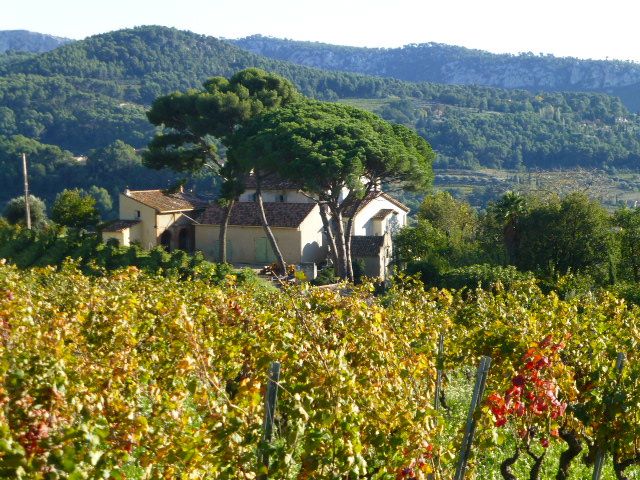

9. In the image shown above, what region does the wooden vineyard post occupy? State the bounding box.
[434,332,445,411]
[592,352,626,480]
[454,356,492,480]
[260,361,281,479]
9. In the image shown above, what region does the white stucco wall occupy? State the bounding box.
[350,196,407,236]
[298,205,327,263]
[239,189,314,203]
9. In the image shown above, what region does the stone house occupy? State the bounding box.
[102,179,409,280]
[101,188,207,251]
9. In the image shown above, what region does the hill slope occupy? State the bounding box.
[232,35,640,112]
[0,30,72,53]
[1,26,640,208]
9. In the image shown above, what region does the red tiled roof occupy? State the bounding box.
[125,190,208,213]
[350,235,385,257]
[199,202,316,228]
[343,191,410,217]
[372,208,396,220]
[102,219,140,232]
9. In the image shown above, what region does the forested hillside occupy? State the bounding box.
[233,35,640,112]
[1,26,640,208]
[0,30,72,53]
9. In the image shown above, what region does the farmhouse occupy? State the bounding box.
[102,178,409,279]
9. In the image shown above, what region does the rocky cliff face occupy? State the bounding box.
[232,36,640,111]
[0,30,72,53]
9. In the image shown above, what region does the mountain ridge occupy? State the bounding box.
[1,25,640,209]
[0,30,73,53]
[231,35,640,112]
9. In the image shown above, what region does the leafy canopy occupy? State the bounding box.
[50,188,100,229]
[228,100,435,198]
[3,194,47,228]
[144,68,300,174]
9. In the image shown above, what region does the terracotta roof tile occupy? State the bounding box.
[199,202,316,228]
[350,235,385,257]
[372,208,396,220]
[343,191,409,217]
[125,190,208,213]
[102,219,140,232]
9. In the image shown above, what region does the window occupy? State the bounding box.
[277,194,286,203]
[136,210,141,218]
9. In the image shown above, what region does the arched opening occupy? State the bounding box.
[178,228,191,252]
[160,230,172,251]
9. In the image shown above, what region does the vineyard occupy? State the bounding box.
[1,262,639,479]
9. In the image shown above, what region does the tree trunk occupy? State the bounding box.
[329,204,349,279]
[526,443,546,480]
[217,199,234,263]
[255,180,287,275]
[344,200,364,283]
[318,202,338,268]
[613,452,640,480]
[556,428,582,480]
[500,446,520,480]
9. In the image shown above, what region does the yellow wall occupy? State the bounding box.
[118,194,188,249]
[196,224,303,264]
[239,189,315,204]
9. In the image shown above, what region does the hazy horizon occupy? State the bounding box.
[3,0,640,63]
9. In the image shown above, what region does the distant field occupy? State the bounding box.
[336,97,396,110]
[337,97,640,210]
[434,168,640,210]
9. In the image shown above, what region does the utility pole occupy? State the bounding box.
[22,153,31,230]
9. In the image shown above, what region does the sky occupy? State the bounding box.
[3,0,640,62]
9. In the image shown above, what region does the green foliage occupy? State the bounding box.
[50,188,100,228]
[514,193,612,276]
[0,222,244,286]
[145,68,300,175]
[0,30,71,54]
[2,194,47,228]
[87,185,113,217]
[419,191,478,245]
[0,264,441,478]
[230,99,434,195]
[369,94,640,171]
[397,190,623,293]
[2,252,640,477]
[235,34,640,112]
[1,25,638,179]
[0,135,181,208]
[395,192,482,284]
[311,266,338,286]
[613,207,640,282]
[438,263,535,290]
